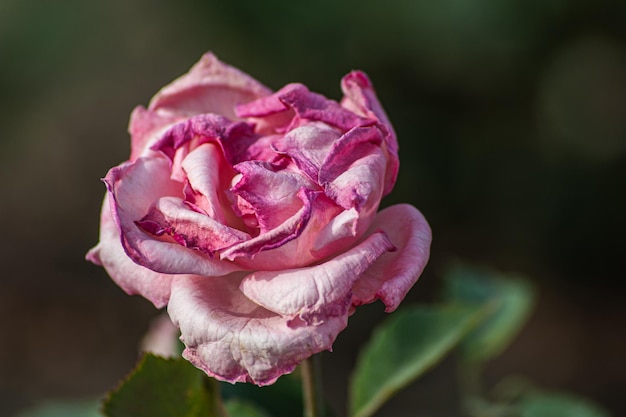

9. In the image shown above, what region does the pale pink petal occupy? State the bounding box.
[310,208,360,259]
[181,143,232,223]
[140,313,180,357]
[106,156,240,277]
[128,106,182,161]
[149,52,272,119]
[351,204,432,312]
[340,71,399,196]
[167,274,348,385]
[86,195,173,308]
[136,197,250,256]
[240,231,394,326]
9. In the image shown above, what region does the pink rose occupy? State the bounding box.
[87,53,431,385]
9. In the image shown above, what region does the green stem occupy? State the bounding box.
[301,355,324,417]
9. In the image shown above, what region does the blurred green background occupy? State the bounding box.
[1,0,625,416]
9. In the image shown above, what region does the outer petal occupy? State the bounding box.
[168,274,348,385]
[86,195,173,308]
[129,53,270,161]
[106,156,240,277]
[340,71,399,196]
[149,52,272,119]
[351,204,432,312]
[240,231,394,326]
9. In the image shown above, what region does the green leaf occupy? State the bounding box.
[349,304,488,417]
[15,399,102,417]
[103,353,217,417]
[517,392,612,417]
[443,264,534,362]
[225,399,271,417]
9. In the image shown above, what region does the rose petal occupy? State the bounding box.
[235,86,290,117]
[320,126,386,216]
[351,204,432,312]
[128,106,182,161]
[220,188,314,263]
[152,114,256,164]
[278,84,373,132]
[86,195,173,308]
[240,231,394,326]
[136,197,250,256]
[140,313,180,357]
[181,143,231,223]
[310,207,360,259]
[149,52,272,119]
[272,121,342,183]
[150,113,283,169]
[232,160,316,232]
[237,83,373,133]
[341,71,399,196]
[226,191,342,270]
[106,156,240,277]
[167,274,348,385]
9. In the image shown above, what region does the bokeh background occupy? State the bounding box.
[1,0,625,416]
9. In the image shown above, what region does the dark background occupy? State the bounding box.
[1,1,625,416]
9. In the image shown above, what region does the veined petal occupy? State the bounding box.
[232,160,316,232]
[272,122,342,183]
[128,106,182,161]
[151,113,283,169]
[220,188,314,263]
[237,83,372,133]
[340,71,399,196]
[278,84,373,131]
[351,204,432,312]
[168,274,348,385]
[106,156,240,277]
[136,197,250,256]
[227,192,342,270]
[320,127,386,226]
[240,231,395,326]
[181,143,231,223]
[86,195,173,308]
[311,207,360,259]
[149,52,272,119]
[151,113,257,165]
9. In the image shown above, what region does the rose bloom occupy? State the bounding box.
[87,53,431,385]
